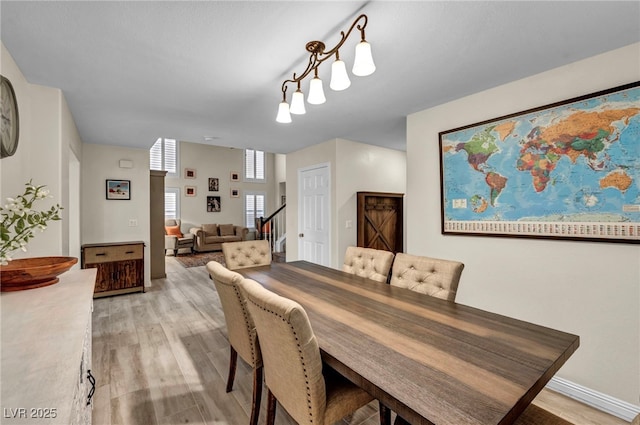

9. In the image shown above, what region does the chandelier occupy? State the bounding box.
[276,14,375,123]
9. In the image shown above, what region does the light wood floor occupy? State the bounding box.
[92,257,629,425]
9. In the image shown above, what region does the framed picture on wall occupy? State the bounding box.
[185,186,196,197]
[185,168,196,179]
[208,178,219,191]
[230,188,240,198]
[439,81,640,244]
[105,179,130,200]
[207,196,221,212]
[230,171,240,182]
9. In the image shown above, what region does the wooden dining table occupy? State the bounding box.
[239,260,579,425]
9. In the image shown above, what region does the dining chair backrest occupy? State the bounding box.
[342,246,395,283]
[206,261,261,368]
[239,277,328,425]
[389,253,464,301]
[222,240,272,270]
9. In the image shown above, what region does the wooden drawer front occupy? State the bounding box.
[84,244,143,264]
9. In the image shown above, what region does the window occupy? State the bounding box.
[245,191,265,229]
[244,149,265,182]
[150,138,177,176]
[165,187,180,219]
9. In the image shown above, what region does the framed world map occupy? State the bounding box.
[439,81,639,244]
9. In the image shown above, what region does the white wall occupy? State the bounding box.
[274,153,286,184]
[0,43,81,259]
[167,142,277,233]
[335,139,406,265]
[407,43,640,405]
[286,140,337,264]
[81,144,151,285]
[286,138,406,267]
[68,151,81,267]
[60,89,83,260]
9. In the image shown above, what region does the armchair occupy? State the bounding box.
[165,219,195,256]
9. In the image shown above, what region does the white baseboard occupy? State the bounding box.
[546,376,640,422]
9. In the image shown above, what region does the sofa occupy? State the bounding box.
[189,223,249,252]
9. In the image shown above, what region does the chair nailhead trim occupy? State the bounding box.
[232,285,259,366]
[248,298,316,423]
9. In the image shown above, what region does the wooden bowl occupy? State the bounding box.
[0,257,78,291]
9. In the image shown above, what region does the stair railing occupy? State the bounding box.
[256,203,286,254]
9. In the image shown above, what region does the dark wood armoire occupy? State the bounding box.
[356,192,404,253]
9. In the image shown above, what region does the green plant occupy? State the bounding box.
[0,181,62,265]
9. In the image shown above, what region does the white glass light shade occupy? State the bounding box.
[307,77,326,105]
[290,89,306,115]
[276,101,292,123]
[330,59,351,91]
[352,41,376,76]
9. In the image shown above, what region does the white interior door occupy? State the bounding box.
[298,163,330,266]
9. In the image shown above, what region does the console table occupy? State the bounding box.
[1,268,96,424]
[81,241,145,298]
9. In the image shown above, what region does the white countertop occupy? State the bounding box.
[1,268,96,424]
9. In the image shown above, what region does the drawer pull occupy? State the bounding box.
[125,251,135,254]
[86,369,96,406]
[95,253,107,256]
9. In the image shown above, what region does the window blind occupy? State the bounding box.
[150,138,177,175]
[165,188,179,219]
[245,192,266,229]
[244,149,265,182]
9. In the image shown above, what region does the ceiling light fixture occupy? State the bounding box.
[276,14,375,124]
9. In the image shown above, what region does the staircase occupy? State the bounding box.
[256,203,286,262]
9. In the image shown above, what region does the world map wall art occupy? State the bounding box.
[439,81,639,244]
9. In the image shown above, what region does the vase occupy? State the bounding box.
[0,256,78,292]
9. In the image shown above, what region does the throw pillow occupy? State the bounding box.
[202,224,218,236]
[219,224,235,236]
[165,225,183,238]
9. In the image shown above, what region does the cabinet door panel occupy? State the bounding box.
[85,262,116,293]
[119,260,144,289]
[357,192,404,253]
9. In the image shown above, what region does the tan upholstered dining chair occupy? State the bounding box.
[389,252,464,302]
[238,277,378,425]
[222,240,272,270]
[342,246,395,283]
[206,261,262,425]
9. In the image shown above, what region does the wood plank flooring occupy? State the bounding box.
[92,257,629,425]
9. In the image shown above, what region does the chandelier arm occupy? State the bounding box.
[281,53,321,94]
[279,14,369,95]
[317,14,368,60]
[277,12,370,118]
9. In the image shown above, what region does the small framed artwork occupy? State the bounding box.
[207,196,221,212]
[230,188,240,198]
[230,171,240,182]
[208,177,219,191]
[106,179,130,200]
[185,168,196,179]
[185,186,196,197]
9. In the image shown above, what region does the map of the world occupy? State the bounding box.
[440,83,639,242]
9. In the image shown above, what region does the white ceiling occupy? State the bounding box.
[2,1,639,154]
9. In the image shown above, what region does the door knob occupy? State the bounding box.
[299,233,304,237]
